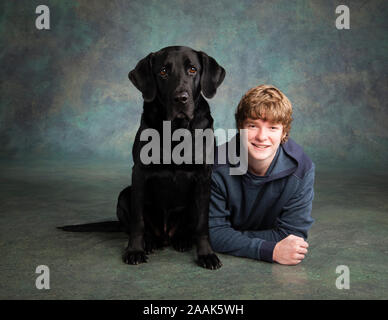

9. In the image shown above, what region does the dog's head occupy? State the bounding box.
[128,46,225,122]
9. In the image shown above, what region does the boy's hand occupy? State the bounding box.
[272,234,309,265]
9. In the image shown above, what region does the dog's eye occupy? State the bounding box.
[160,67,167,76]
[189,66,197,74]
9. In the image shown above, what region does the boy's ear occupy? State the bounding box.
[281,132,288,143]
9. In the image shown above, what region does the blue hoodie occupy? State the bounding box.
[209,135,315,263]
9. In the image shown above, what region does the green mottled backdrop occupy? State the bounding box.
[1,0,387,168]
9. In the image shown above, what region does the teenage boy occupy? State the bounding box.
[209,85,315,265]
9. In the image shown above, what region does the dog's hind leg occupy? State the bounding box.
[193,170,222,270]
[117,185,146,264]
[120,166,149,265]
[116,186,132,233]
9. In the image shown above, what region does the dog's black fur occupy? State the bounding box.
[59,46,225,269]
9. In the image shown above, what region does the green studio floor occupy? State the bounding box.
[1,159,387,300]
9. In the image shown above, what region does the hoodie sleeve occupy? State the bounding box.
[243,164,315,241]
[208,173,276,262]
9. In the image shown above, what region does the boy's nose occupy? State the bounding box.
[255,128,268,141]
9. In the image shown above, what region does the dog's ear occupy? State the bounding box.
[128,53,156,102]
[198,51,226,99]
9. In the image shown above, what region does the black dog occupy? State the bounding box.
[59,46,224,269]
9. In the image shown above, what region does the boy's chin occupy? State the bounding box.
[249,151,270,161]
[248,148,275,161]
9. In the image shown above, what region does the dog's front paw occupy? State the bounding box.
[197,253,222,270]
[122,250,148,265]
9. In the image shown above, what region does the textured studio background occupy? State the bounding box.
[1,0,387,168]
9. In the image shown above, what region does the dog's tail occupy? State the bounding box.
[57,221,124,232]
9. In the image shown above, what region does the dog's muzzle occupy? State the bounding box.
[176,112,190,119]
[174,91,189,104]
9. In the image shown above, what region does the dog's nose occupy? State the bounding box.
[174,91,189,104]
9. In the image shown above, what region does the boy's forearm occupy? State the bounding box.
[209,226,276,262]
[242,228,304,242]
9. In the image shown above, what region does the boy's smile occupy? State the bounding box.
[242,118,285,176]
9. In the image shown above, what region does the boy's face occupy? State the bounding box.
[242,118,286,166]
